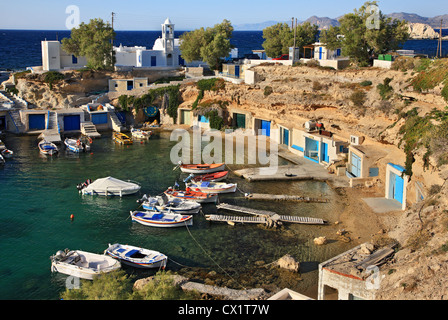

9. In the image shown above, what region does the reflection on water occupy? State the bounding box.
[0,131,354,299]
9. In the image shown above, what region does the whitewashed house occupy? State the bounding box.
[41,40,88,71]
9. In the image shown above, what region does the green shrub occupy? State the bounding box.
[350,90,366,107]
[264,86,273,96]
[44,71,65,90]
[360,80,373,87]
[442,84,448,103]
[377,78,394,100]
[205,109,224,130]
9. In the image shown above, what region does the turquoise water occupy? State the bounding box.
[0,131,353,299]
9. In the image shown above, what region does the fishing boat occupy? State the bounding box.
[65,138,90,153]
[104,243,167,269]
[187,181,237,194]
[138,194,201,214]
[50,249,121,280]
[185,171,229,183]
[130,210,193,228]
[38,140,59,155]
[0,154,4,166]
[113,131,133,145]
[130,127,151,139]
[80,176,141,196]
[175,162,226,174]
[164,187,218,203]
[1,148,13,158]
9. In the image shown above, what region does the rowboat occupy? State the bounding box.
[187,181,237,194]
[1,148,13,158]
[38,140,58,155]
[188,171,229,183]
[65,138,90,153]
[130,210,193,228]
[131,128,151,139]
[138,194,201,214]
[50,249,121,280]
[80,176,141,197]
[113,132,133,145]
[164,187,218,203]
[104,243,167,269]
[177,163,226,174]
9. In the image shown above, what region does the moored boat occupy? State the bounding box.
[186,171,229,183]
[104,243,167,269]
[187,181,237,194]
[0,154,4,166]
[80,176,141,196]
[38,140,59,155]
[50,249,121,280]
[164,187,218,203]
[0,148,13,158]
[65,138,90,153]
[113,131,133,145]
[138,194,201,214]
[130,210,193,228]
[131,128,151,139]
[177,162,226,174]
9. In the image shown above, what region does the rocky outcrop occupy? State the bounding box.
[407,22,440,39]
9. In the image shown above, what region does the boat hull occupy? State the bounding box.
[130,210,193,228]
[65,139,86,153]
[105,244,167,269]
[50,250,121,280]
[113,132,133,145]
[187,182,237,194]
[180,163,226,174]
[192,171,229,183]
[164,189,218,203]
[39,141,58,155]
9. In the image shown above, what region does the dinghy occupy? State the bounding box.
[80,176,141,196]
[176,162,226,174]
[185,171,229,183]
[113,132,133,145]
[50,249,121,280]
[187,181,237,194]
[65,138,90,153]
[1,148,13,158]
[38,140,59,155]
[138,194,201,214]
[104,243,167,269]
[164,187,218,203]
[130,210,193,228]
[131,128,151,139]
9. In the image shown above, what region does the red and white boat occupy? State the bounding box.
[178,163,226,174]
[186,181,237,194]
[164,187,218,204]
[191,171,229,183]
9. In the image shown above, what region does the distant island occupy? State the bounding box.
[234,12,448,31]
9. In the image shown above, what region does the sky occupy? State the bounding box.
[0,0,447,30]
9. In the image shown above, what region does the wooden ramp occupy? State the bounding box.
[210,203,327,226]
[245,193,329,203]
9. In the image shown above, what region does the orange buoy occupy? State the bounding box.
[70,214,74,221]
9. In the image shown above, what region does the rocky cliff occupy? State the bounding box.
[407,22,442,39]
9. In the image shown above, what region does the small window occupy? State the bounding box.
[140,83,143,87]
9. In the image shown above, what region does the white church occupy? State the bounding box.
[41,18,184,71]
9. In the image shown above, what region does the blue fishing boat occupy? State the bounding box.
[104,243,167,269]
[130,210,193,228]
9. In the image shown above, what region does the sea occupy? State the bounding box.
[0,29,446,301]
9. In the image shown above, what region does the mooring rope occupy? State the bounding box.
[184,222,247,290]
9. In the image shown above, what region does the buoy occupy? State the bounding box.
[70,214,74,221]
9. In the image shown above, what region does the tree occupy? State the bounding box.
[180,19,233,71]
[62,18,116,70]
[320,1,409,66]
[262,22,318,58]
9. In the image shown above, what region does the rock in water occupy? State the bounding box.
[275,254,300,272]
[314,236,328,245]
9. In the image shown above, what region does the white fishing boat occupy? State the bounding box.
[175,162,226,174]
[80,176,141,197]
[130,210,193,228]
[38,140,59,155]
[164,187,218,203]
[104,243,167,269]
[50,249,121,280]
[186,181,237,194]
[65,138,90,153]
[1,148,13,158]
[138,194,201,214]
[131,128,151,139]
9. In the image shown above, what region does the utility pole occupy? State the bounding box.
[437,19,443,58]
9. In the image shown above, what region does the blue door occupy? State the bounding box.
[305,137,319,163]
[235,65,240,77]
[319,47,323,60]
[63,115,80,131]
[29,114,45,130]
[151,56,157,66]
[283,128,289,146]
[321,142,329,163]
[260,120,271,137]
[350,153,361,177]
[393,173,404,204]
